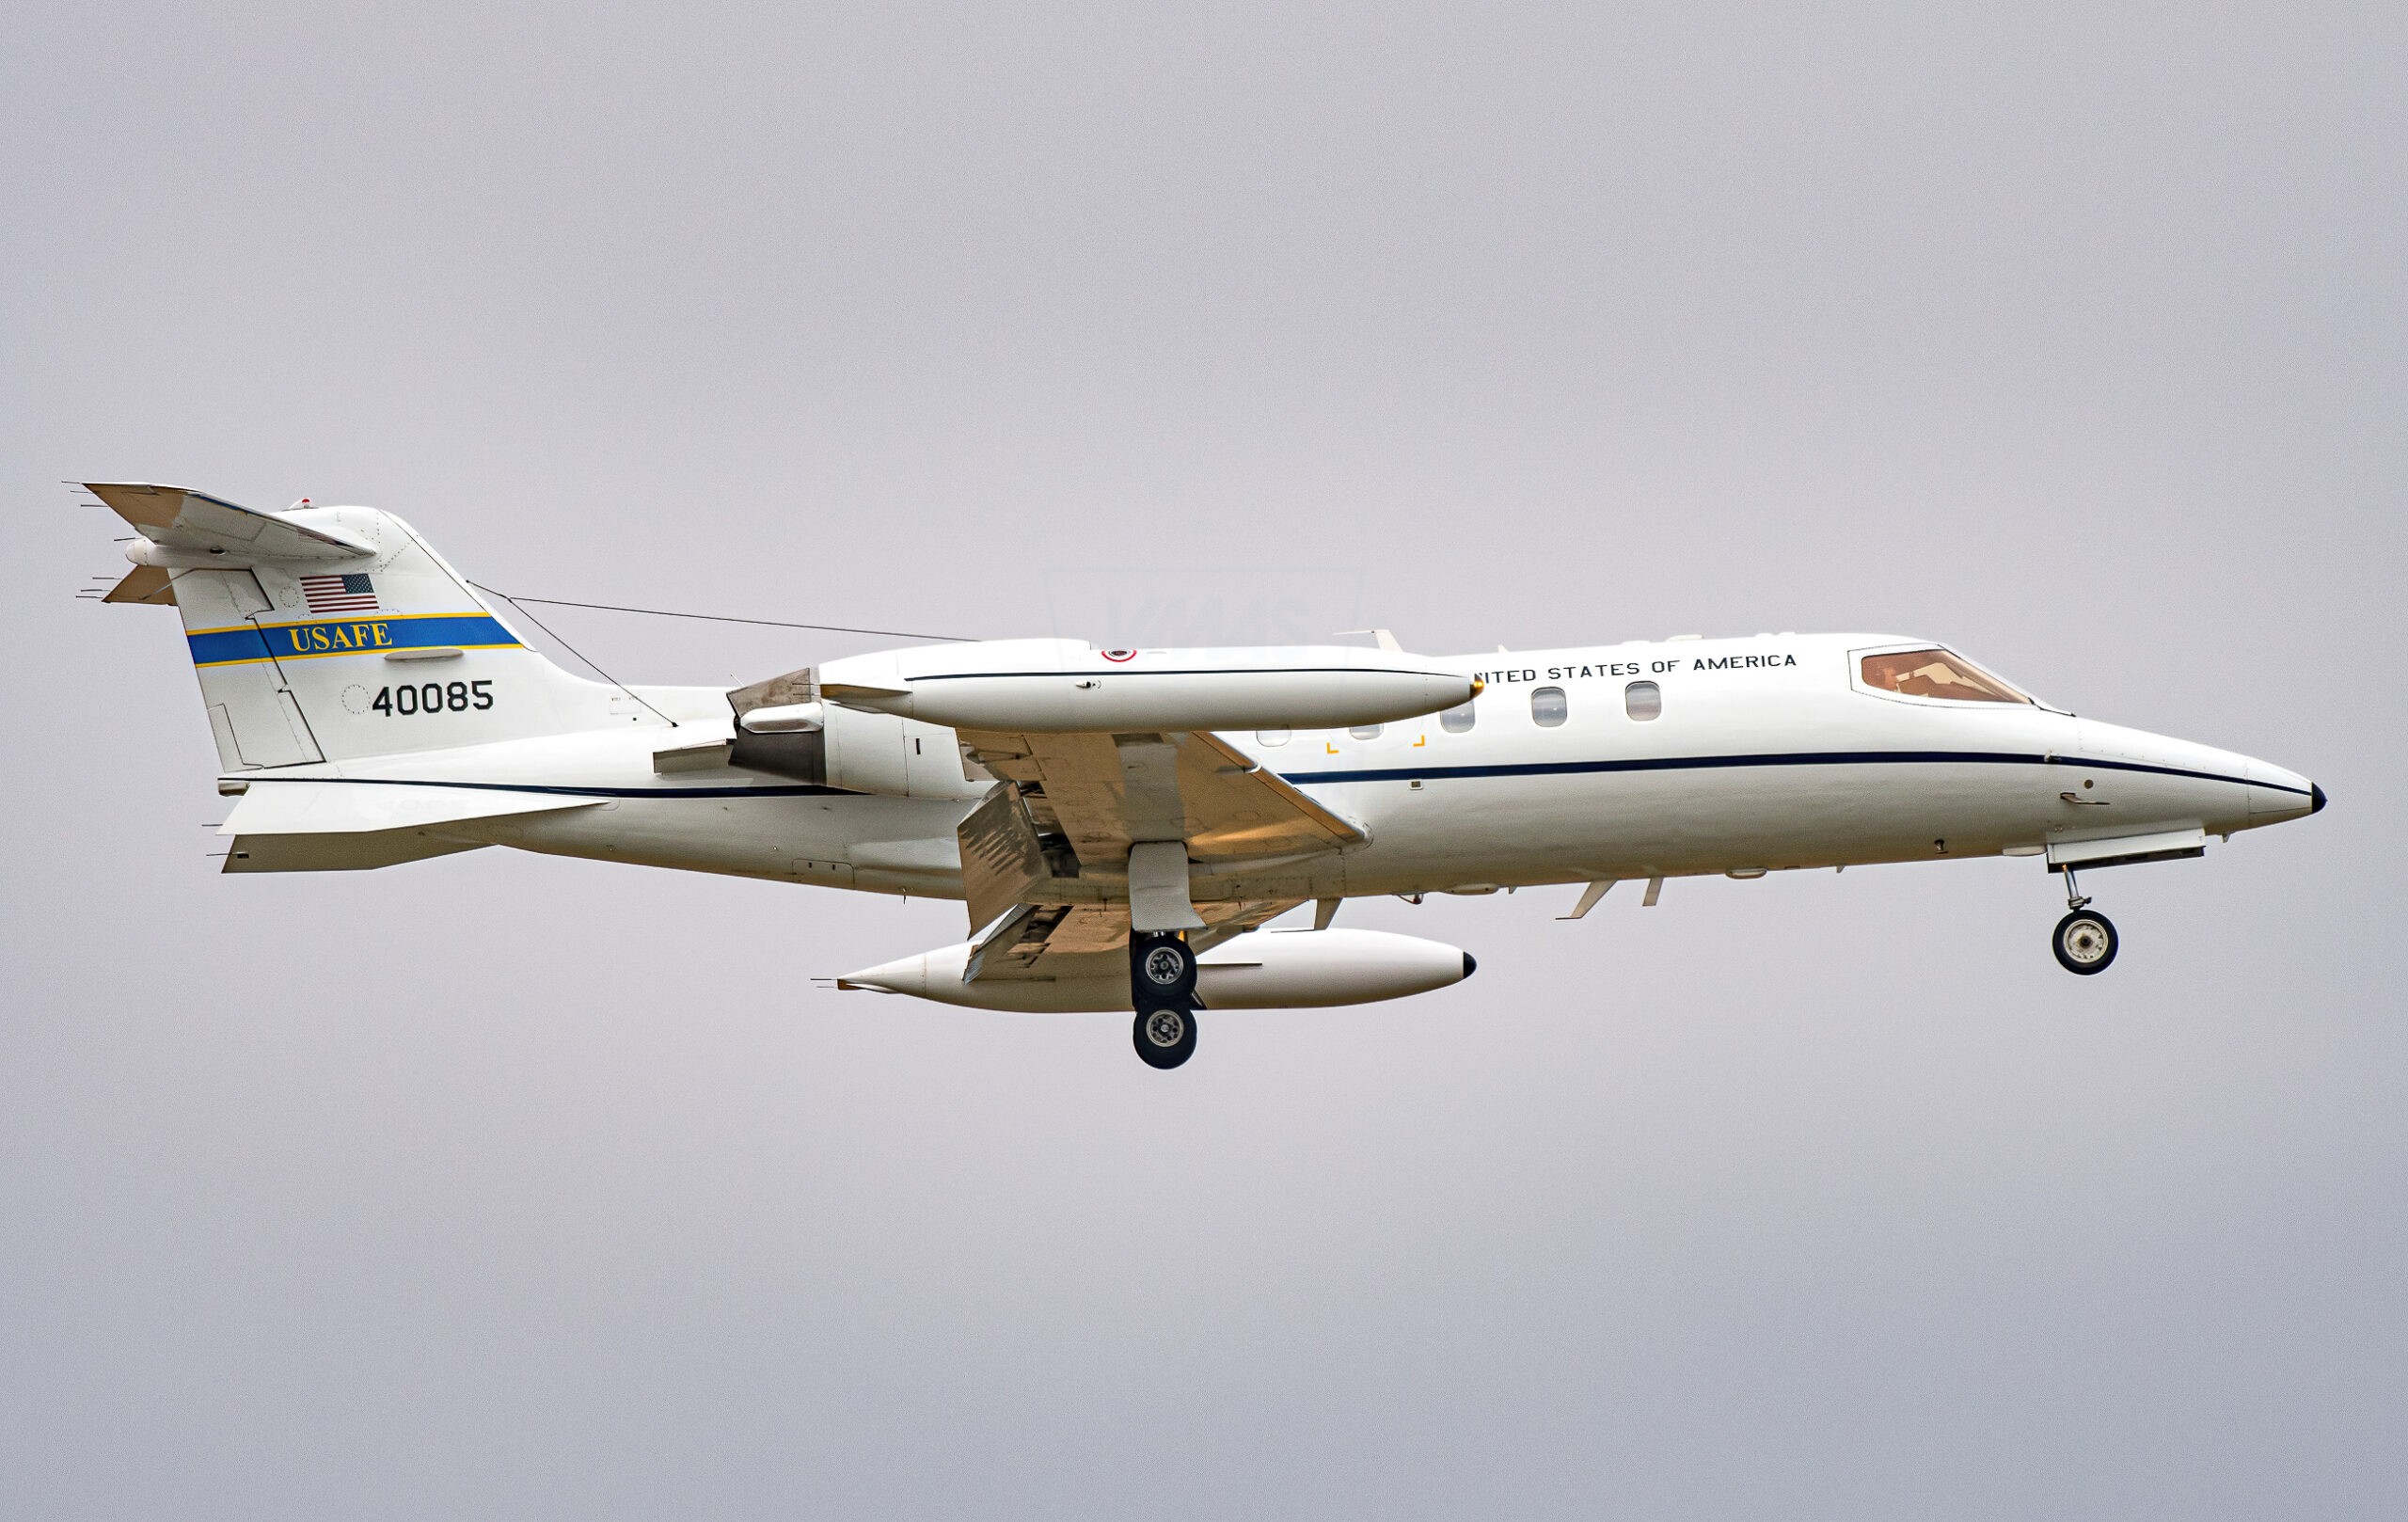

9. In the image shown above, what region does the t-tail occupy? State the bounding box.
[91,482,645,771]
[89,483,713,873]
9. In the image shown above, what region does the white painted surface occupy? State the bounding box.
[839,927,1471,1012]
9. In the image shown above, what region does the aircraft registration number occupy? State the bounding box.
[372,680,494,717]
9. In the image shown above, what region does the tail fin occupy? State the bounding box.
[89,484,640,771]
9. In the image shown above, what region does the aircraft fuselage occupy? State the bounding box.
[418,631,2314,902]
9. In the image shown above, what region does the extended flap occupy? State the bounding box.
[952,725,1363,873]
[957,784,1051,932]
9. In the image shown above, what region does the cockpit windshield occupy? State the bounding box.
[1860,648,2030,704]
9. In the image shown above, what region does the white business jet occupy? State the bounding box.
[89,484,2325,1069]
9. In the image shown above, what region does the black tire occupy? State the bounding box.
[1130,932,1198,1003]
[1133,1004,1197,1069]
[2052,910,2118,975]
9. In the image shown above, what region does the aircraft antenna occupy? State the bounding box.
[464,588,971,642]
[469,581,683,730]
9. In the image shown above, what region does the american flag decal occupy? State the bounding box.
[300,573,378,614]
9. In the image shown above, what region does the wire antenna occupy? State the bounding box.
[465,589,970,642]
[470,582,681,729]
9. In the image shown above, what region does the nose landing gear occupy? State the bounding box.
[2052,909,2118,974]
[2050,864,2119,975]
[1131,931,1199,1068]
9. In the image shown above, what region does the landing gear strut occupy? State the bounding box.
[1131,931,1198,1069]
[2050,864,2118,975]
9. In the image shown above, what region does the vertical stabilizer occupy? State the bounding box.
[88,484,649,771]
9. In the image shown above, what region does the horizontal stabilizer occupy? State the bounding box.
[217,781,603,873]
[222,831,491,874]
[87,482,372,563]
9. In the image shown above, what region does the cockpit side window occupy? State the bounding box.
[1860,649,2030,704]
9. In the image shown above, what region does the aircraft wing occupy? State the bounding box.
[948,724,1354,983]
[957,726,1361,871]
[958,898,1308,984]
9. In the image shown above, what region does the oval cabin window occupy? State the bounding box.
[1256,727,1291,747]
[1530,686,1568,727]
[1439,700,1477,734]
[1624,680,1662,721]
[1350,723,1384,740]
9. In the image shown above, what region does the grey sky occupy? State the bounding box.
[5,4,2402,1517]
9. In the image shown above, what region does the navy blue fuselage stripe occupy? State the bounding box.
[243,750,2297,799]
[189,614,519,666]
[1275,750,2297,794]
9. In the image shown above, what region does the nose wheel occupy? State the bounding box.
[2049,864,2118,975]
[2052,909,2118,974]
[1130,931,1199,1069]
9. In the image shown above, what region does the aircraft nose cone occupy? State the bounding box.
[2312,783,2328,814]
[1461,951,1479,980]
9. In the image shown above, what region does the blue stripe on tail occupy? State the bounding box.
[188,614,520,667]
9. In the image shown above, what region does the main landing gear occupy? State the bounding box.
[1131,930,1200,1069]
[2050,864,2118,975]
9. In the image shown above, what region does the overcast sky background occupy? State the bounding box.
[5,4,2402,1517]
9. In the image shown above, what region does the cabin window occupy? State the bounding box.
[1350,723,1384,739]
[1624,680,1661,721]
[1530,686,1568,727]
[1439,700,1477,734]
[1257,727,1291,747]
[1859,649,2030,704]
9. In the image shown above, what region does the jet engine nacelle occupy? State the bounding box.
[838,927,1477,1012]
[815,638,1478,734]
[725,687,989,801]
